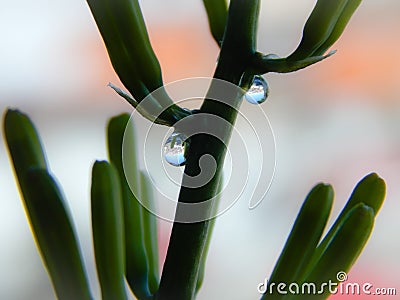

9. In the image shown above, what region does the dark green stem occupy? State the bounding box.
[156,1,260,299]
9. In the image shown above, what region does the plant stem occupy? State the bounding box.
[156,1,260,299]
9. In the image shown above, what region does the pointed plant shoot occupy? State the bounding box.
[299,204,375,300]
[140,171,160,295]
[316,173,385,257]
[298,173,386,282]
[86,0,162,98]
[312,0,363,56]
[4,109,91,300]
[22,169,92,300]
[107,114,151,299]
[288,0,363,61]
[86,0,188,126]
[4,109,48,194]
[261,184,333,299]
[91,161,127,300]
[250,0,363,75]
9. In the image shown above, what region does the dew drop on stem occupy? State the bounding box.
[163,132,189,167]
[244,75,269,105]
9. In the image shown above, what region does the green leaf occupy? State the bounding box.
[288,0,349,61]
[86,0,186,126]
[91,161,127,300]
[107,114,151,299]
[249,0,360,74]
[292,174,386,299]
[4,109,91,300]
[86,0,161,98]
[24,169,92,300]
[314,173,385,263]
[202,0,228,46]
[300,204,374,300]
[261,184,333,299]
[312,0,363,56]
[340,173,385,215]
[140,171,159,295]
[3,109,48,195]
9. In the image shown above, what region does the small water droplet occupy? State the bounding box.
[244,76,269,105]
[265,53,280,59]
[163,132,188,166]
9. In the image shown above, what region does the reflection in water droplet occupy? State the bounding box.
[163,132,188,166]
[244,75,269,105]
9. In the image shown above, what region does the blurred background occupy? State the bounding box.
[1,0,399,299]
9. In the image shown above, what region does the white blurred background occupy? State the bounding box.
[1,0,399,299]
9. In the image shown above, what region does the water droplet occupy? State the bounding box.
[163,132,188,166]
[265,53,280,59]
[244,76,269,105]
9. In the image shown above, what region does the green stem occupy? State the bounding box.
[156,1,260,299]
[195,175,224,293]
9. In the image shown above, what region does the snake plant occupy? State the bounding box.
[3,1,386,299]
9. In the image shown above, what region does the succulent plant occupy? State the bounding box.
[3,1,386,299]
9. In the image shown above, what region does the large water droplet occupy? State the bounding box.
[163,132,188,166]
[244,75,269,105]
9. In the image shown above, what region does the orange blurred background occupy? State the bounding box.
[1,0,399,299]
